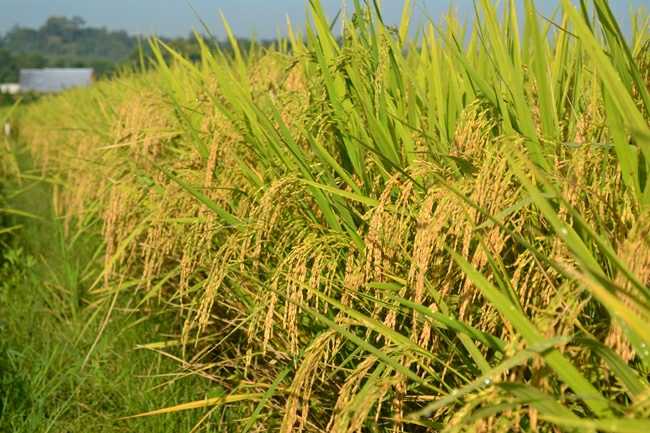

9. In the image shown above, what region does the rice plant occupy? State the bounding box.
[14,0,650,431]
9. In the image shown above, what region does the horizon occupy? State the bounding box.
[1,0,647,39]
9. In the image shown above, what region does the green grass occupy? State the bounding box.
[0,145,226,432]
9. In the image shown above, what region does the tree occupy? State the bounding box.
[0,17,137,65]
[0,49,18,82]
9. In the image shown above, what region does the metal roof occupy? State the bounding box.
[19,68,94,93]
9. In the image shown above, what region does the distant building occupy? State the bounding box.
[0,83,20,95]
[19,68,94,93]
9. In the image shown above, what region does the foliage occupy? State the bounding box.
[0,49,19,82]
[12,0,650,432]
[2,16,133,59]
[0,16,135,79]
[0,16,280,81]
[0,138,224,432]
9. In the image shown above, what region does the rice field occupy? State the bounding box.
[5,0,650,431]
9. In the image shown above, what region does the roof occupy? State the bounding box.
[19,68,94,93]
[0,83,20,94]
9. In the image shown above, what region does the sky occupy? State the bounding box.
[0,0,648,38]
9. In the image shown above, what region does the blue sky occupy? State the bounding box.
[0,0,647,38]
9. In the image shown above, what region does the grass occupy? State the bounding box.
[4,0,650,431]
[0,144,223,432]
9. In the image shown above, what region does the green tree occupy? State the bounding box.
[0,49,18,82]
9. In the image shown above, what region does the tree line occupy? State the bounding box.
[0,16,276,84]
